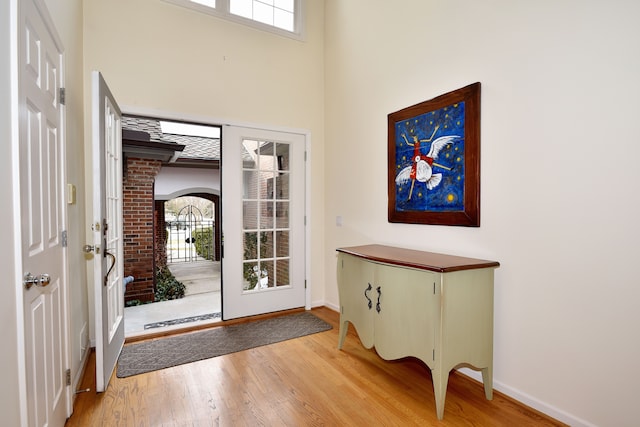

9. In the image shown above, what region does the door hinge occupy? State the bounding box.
[304,151,307,161]
[59,88,66,105]
[433,282,436,294]
[304,279,307,289]
[61,230,68,248]
[65,369,71,386]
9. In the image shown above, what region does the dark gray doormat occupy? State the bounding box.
[117,311,332,378]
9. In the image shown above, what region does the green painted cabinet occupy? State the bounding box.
[337,245,499,420]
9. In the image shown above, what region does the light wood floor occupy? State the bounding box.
[66,307,565,426]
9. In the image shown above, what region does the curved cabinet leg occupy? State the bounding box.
[432,368,449,420]
[338,319,349,349]
[481,366,493,400]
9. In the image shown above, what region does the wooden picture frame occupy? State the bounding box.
[388,82,481,226]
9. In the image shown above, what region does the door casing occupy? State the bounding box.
[119,106,313,317]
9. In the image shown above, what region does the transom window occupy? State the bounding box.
[164,0,303,40]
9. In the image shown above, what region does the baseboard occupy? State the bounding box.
[72,346,92,401]
[313,300,338,312]
[456,368,595,427]
[317,300,593,426]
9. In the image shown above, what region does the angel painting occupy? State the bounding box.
[388,82,480,226]
[393,102,466,213]
[396,125,459,200]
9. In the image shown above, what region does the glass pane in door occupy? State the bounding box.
[241,139,291,292]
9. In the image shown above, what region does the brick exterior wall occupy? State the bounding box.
[154,200,167,268]
[123,157,162,303]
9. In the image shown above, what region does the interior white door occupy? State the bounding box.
[222,126,306,320]
[19,0,70,425]
[91,71,125,392]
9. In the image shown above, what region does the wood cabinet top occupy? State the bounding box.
[337,244,499,273]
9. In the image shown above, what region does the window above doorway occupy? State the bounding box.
[163,0,304,40]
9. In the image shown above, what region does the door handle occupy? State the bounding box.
[104,250,116,287]
[83,244,101,254]
[364,283,373,310]
[23,273,51,290]
[376,286,381,313]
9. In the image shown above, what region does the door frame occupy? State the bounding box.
[11,0,73,422]
[121,105,312,312]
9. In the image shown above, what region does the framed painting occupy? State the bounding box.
[388,82,481,226]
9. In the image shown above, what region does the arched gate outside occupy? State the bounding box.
[167,205,215,263]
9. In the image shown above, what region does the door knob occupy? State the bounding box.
[83,244,100,254]
[24,273,51,290]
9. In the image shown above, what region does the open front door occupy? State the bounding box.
[222,125,306,320]
[91,71,125,392]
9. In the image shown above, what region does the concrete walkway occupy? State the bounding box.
[124,260,221,337]
[168,260,220,295]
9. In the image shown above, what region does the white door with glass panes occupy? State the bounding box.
[91,71,125,392]
[222,126,306,320]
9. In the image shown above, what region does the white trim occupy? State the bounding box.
[317,300,338,312]
[120,104,313,315]
[122,104,310,136]
[59,48,73,421]
[72,344,92,400]
[304,130,311,310]
[10,0,27,424]
[456,368,596,427]
[162,0,305,42]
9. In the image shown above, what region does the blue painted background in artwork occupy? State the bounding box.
[394,102,465,212]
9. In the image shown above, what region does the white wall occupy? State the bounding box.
[324,1,640,426]
[155,167,220,200]
[83,0,326,312]
[43,0,89,395]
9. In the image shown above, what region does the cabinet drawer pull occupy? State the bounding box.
[364,283,373,310]
[376,286,381,313]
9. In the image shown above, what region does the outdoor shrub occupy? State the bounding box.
[155,266,186,301]
[192,227,214,261]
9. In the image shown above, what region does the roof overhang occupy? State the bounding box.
[122,129,185,163]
